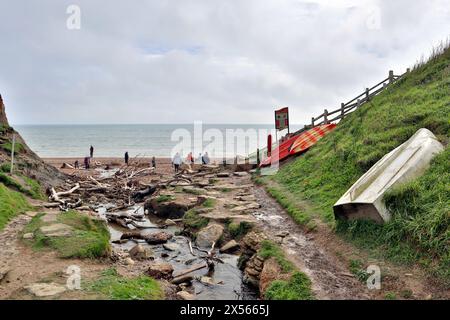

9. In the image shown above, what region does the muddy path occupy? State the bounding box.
[249,182,448,300]
[250,186,370,300]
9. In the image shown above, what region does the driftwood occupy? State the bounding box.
[132,185,157,202]
[49,183,80,203]
[172,263,208,279]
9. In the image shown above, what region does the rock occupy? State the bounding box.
[129,244,154,261]
[276,231,290,238]
[425,294,433,300]
[242,232,266,252]
[235,195,257,202]
[259,258,290,294]
[200,276,215,286]
[0,267,11,282]
[25,283,67,297]
[163,243,179,252]
[217,172,231,178]
[146,232,173,245]
[182,186,206,195]
[196,224,224,248]
[147,262,174,280]
[24,211,38,218]
[165,219,177,226]
[219,240,240,253]
[177,291,196,300]
[144,197,195,219]
[171,275,194,285]
[124,258,135,266]
[39,224,73,237]
[243,274,259,288]
[231,202,261,213]
[23,233,34,240]
[233,171,249,177]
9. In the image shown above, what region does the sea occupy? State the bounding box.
[15,124,304,159]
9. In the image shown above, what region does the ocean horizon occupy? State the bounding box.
[15,124,304,158]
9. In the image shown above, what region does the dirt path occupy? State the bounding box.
[0,212,108,300]
[250,183,448,300]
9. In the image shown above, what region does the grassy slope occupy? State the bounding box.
[23,211,111,259]
[0,183,31,230]
[269,46,450,283]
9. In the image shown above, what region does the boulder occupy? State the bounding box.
[196,224,224,248]
[129,244,154,261]
[39,224,73,237]
[219,240,240,253]
[23,233,34,240]
[147,262,174,280]
[163,243,179,252]
[144,197,195,219]
[146,232,173,245]
[25,283,67,297]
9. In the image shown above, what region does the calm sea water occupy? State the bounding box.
[15,124,303,158]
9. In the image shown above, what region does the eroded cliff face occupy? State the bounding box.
[0,95,9,125]
[0,94,65,189]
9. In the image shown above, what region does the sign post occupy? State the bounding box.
[275,107,290,142]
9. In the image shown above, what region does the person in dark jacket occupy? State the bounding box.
[90,145,94,158]
[84,157,90,169]
[152,156,156,169]
[124,152,129,165]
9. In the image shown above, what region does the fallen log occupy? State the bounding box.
[172,263,208,279]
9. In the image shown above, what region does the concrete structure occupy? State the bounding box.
[334,128,444,223]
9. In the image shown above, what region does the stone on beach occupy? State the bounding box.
[163,243,180,252]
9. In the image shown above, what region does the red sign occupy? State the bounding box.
[275,107,289,131]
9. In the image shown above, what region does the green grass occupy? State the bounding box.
[0,183,31,230]
[88,268,163,300]
[0,163,11,173]
[266,184,316,231]
[258,240,295,273]
[156,195,175,203]
[384,292,397,300]
[226,221,253,240]
[257,240,314,300]
[1,141,24,155]
[183,209,209,230]
[23,211,111,259]
[268,44,450,284]
[0,172,44,199]
[202,198,216,208]
[265,272,314,300]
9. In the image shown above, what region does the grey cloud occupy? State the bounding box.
[0,0,449,125]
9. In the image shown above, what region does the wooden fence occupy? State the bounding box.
[249,69,410,163]
[305,69,409,130]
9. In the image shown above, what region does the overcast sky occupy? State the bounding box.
[1,0,449,125]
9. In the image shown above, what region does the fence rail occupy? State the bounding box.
[305,69,409,130]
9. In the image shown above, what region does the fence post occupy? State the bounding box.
[341,103,345,117]
[406,68,411,73]
[389,70,394,84]
[256,148,260,166]
[311,117,315,127]
[366,88,370,101]
[324,109,329,124]
[357,99,361,109]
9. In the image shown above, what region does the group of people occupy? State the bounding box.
[172,152,210,173]
[75,146,151,170]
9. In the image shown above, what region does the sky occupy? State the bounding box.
[0,0,449,125]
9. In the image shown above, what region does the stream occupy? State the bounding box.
[96,205,258,300]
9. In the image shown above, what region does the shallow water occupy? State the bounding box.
[97,205,258,300]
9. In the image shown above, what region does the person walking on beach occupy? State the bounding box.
[90,145,94,158]
[152,156,156,169]
[84,157,90,169]
[186,152,194,164]
[172,152,182,173]
[202,152,210,165]
[124,152,129,166]
[74,160,79,169]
